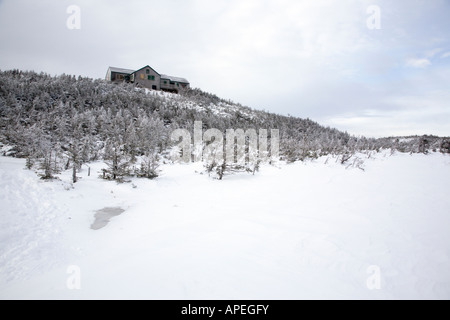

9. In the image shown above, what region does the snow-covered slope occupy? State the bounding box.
[1,152,449,299]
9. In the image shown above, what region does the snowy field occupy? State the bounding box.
[0,152,449,300]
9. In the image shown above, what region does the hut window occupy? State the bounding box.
[146,69,150,74]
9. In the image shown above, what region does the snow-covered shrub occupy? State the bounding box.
[440,140,450,154]
[133,154,159,179]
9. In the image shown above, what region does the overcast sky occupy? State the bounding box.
[0,0,449,137]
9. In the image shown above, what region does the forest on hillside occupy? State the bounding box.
[0,69,448,181]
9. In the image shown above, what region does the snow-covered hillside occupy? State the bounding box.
[1,152,449,299]
[3,69,448,179]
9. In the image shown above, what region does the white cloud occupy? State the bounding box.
[405,58,432,68]
[425,48,443,58]
[322,87,450,138]
[442,52,450,59]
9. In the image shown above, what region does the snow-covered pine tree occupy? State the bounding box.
[102,139,131,181]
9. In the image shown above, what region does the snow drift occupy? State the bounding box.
[1,151,449,299]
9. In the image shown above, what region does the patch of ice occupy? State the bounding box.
[90,207,125,230]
